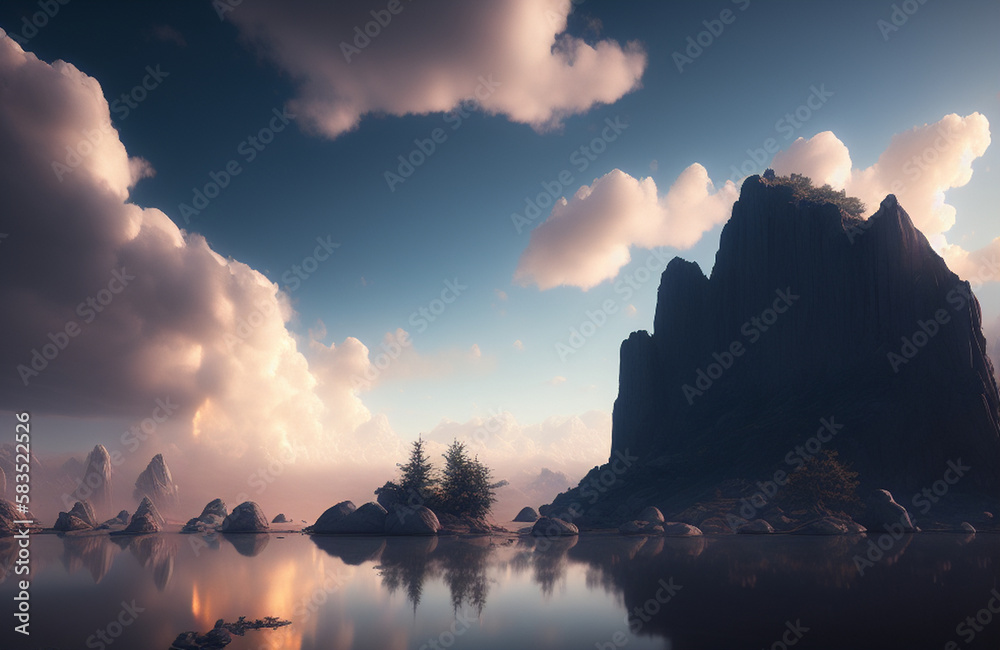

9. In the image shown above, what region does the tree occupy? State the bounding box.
[776,450,861,514]
[398,436,439,507]
[762,170,866,218]
[438,439,497,518]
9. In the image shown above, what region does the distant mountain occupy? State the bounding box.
[546,174,1000,525]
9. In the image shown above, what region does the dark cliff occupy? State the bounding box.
[550,175,1000,524]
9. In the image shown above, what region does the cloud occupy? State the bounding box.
[513,339,524,351]
[494,289,508,301]
[226,0,647,138]
[625,304,638,317]
[548,376,567,386]
[771,113,993,277]
[514,165,739,290]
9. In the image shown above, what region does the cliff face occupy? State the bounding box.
[604,176,999,503]
[134,454,179,511]
[77,445,113,517]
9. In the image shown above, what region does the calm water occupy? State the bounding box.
[2,531,999,649]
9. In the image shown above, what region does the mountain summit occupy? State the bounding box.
[547,174,1000,525]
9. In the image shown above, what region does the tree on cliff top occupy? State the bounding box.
[762,170,866,218]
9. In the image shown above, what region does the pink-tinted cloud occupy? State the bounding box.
[227,0,647,137]
[771,113,992,273]
[514,165,738,290]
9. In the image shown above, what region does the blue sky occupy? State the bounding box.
[1,0,998,512]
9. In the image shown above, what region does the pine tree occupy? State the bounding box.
[398,436,438,506]
[439,439,497,518]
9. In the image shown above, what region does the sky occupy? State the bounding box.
[1,0,998,521]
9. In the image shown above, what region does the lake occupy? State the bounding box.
[2,531,999,649]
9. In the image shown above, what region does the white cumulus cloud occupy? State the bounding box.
[227,0,647,138]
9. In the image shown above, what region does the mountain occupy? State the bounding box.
[134,454,179,511]
[76,445,113,517]
[546,174,1000,526]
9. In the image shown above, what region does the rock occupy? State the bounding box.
[861,489,916,533]
[182,499,229,533]
[0,465,5,499]
[619,520,648,535]
[792,517,852,535]
[54,513,92,531]
[309,501,357,533]
[121,510,160,534]
[696,516,737,534]
[271,513,288,523]
[96,510,130,530]
[196,627,232,648]
[639,506,665,524]
[171,631,200,650]
[54,500,99,531]
[385,506,440,535]
[545,177,1000,522]
[135,496,166,528]
[344,502,388,533]
[738,519,774,534]
[513,506,539,522]
[75,445,113,517]
[0,499,39,536]
[221,502,269,533]
[662,522,703,536]
[133,454,179,510]
[531,516,579,537]
[960,522,977,534]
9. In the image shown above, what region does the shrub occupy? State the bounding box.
[762,170,866,218]
[776,450,861,514]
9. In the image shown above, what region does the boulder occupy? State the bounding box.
[271,513,289,523]
[134,496,166,528]
[639,506,665,524]
[309,501,357,533]
[384,506,441,535]
[619,520,648,535]
[0,499,38,536]
[134,453,180,510]
[960,522,977,534]
[792,518,851,535]
[737,519,774,534]
[860,489,916,533]
[182,499,228,533]
[54,513,92,531]
[513,506,539,523]
[699,516,740,534]
[531,516,579,537]
[343,502,387,533]
[662,522,703,536]
[221,502,269,533]
[121,509,160,534]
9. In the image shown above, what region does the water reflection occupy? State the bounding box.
[3,531,999,649]
[60,533,120,583]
